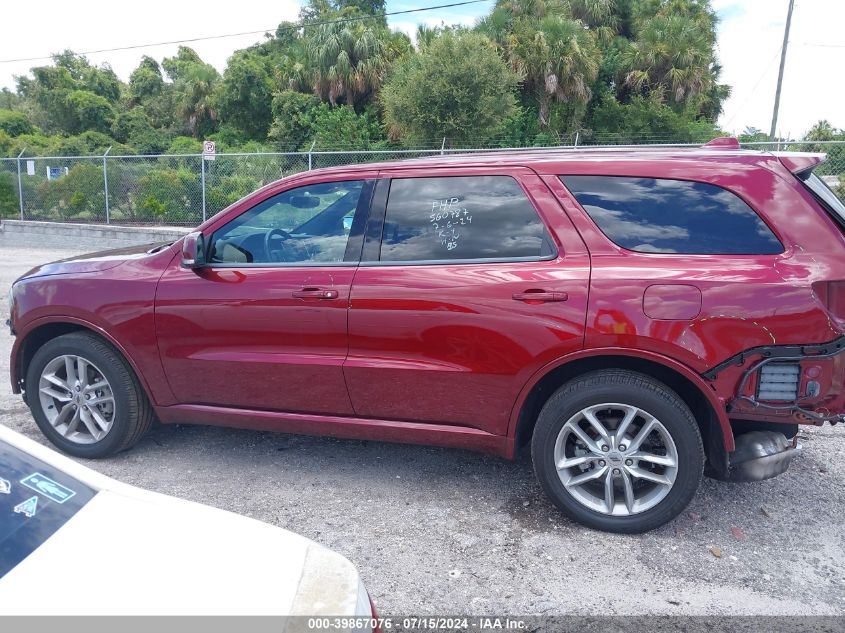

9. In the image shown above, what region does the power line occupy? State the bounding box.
[793,41,845,49]
[0,0,493,65]
[723,44,783,129]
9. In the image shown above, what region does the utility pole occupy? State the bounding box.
[769,0,795,141]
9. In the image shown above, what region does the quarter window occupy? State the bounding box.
[561,176,783,255]
[209,180,366,265]
[379,176,555,262]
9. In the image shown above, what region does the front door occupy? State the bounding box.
[344,168,590,436]
[155,177,374,415]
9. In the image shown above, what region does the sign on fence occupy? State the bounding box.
[46,166,67,181]
[203,140,216,161]
[26,160,35,176]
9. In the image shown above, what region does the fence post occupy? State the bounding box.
[308,141,316,170]
[201,154,207,223]
[16,147,26,221]
[441,137,446,155]
[103,146,112,224]
[574,131,580,148]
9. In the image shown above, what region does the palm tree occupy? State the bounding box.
[623,10,716,104]
[479,0,605,128]
[302,21,407,110]
[509,15,601,126]
[175,64,219,138]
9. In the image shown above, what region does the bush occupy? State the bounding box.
[0,109,34,136]
[34,162,105,221]
[585,95,722,144]
[0,171,17,217]
[134,167,200,223]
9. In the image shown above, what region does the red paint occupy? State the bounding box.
[9,146,845,459]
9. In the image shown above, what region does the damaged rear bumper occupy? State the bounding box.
[705,335,845,426]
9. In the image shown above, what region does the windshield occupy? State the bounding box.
[802,172,845,228]
[0,440,96,578]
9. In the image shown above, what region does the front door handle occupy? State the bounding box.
[292,287,339,300]
[512,290,568,303]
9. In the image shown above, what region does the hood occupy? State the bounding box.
[0,425,369,616]
[0,489,365,615]
[15,241,174,281]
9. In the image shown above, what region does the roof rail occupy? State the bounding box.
[703,137,741,150]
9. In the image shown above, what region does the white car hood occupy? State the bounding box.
[0,426,370,616]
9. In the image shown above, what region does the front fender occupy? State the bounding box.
[10,315,171,408]
[9,255,176,406]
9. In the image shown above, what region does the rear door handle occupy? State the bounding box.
[292,287,339,300]
[512,290,568,303]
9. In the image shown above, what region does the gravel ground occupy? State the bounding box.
[1,242,844,616]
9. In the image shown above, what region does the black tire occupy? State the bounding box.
[25,331,154,458]
[531,369,704,533]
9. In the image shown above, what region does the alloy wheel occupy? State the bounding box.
[553,403,678,516]
[38,354,116,444]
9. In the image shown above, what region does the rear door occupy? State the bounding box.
[344,167,590,437]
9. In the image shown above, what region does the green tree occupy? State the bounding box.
[738,126,768,143]
[480,1,603,127]
[16,51,120,134]
[216,51,274,140]
[63,90,115,134]
[623,2,721,108]
[0,88,21,110]
[128,56,165,105]
[162,47,220,138]
[381,31,519,146]
[0,109,34,136]
[112,108,169,154]
[300,14,409,110]
[269,91,321,149]
[510,15,601,126]
[310,103,383,149]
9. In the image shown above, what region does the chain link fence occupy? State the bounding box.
[1,141,844,226]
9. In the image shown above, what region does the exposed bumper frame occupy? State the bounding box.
[704,335,845,425]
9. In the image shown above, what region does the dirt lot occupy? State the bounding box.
[1,242,844,616]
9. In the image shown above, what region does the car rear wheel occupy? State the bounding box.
[26,331,154,458]
[531,369,704,533]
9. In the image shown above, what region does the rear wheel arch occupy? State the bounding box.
[512,353,731,475]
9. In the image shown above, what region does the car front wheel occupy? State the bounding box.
[26,331,154,458]
[532,369,704,533]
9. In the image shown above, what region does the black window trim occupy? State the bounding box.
[559,174,786,257]
[203,178,377,269]
[360,175,560,266]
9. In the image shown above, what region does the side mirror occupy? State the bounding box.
[181,231,206,269]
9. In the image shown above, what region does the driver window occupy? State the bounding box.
[209,180,366,265]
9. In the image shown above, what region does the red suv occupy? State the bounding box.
[8,139,845,532]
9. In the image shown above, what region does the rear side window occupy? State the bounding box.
[379,176,555,262]
[801,172,845,230]
[561,176,783,255]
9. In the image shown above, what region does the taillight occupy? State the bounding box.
[814,281,845,329]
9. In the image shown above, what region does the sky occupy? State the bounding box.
[0,0,842,139]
